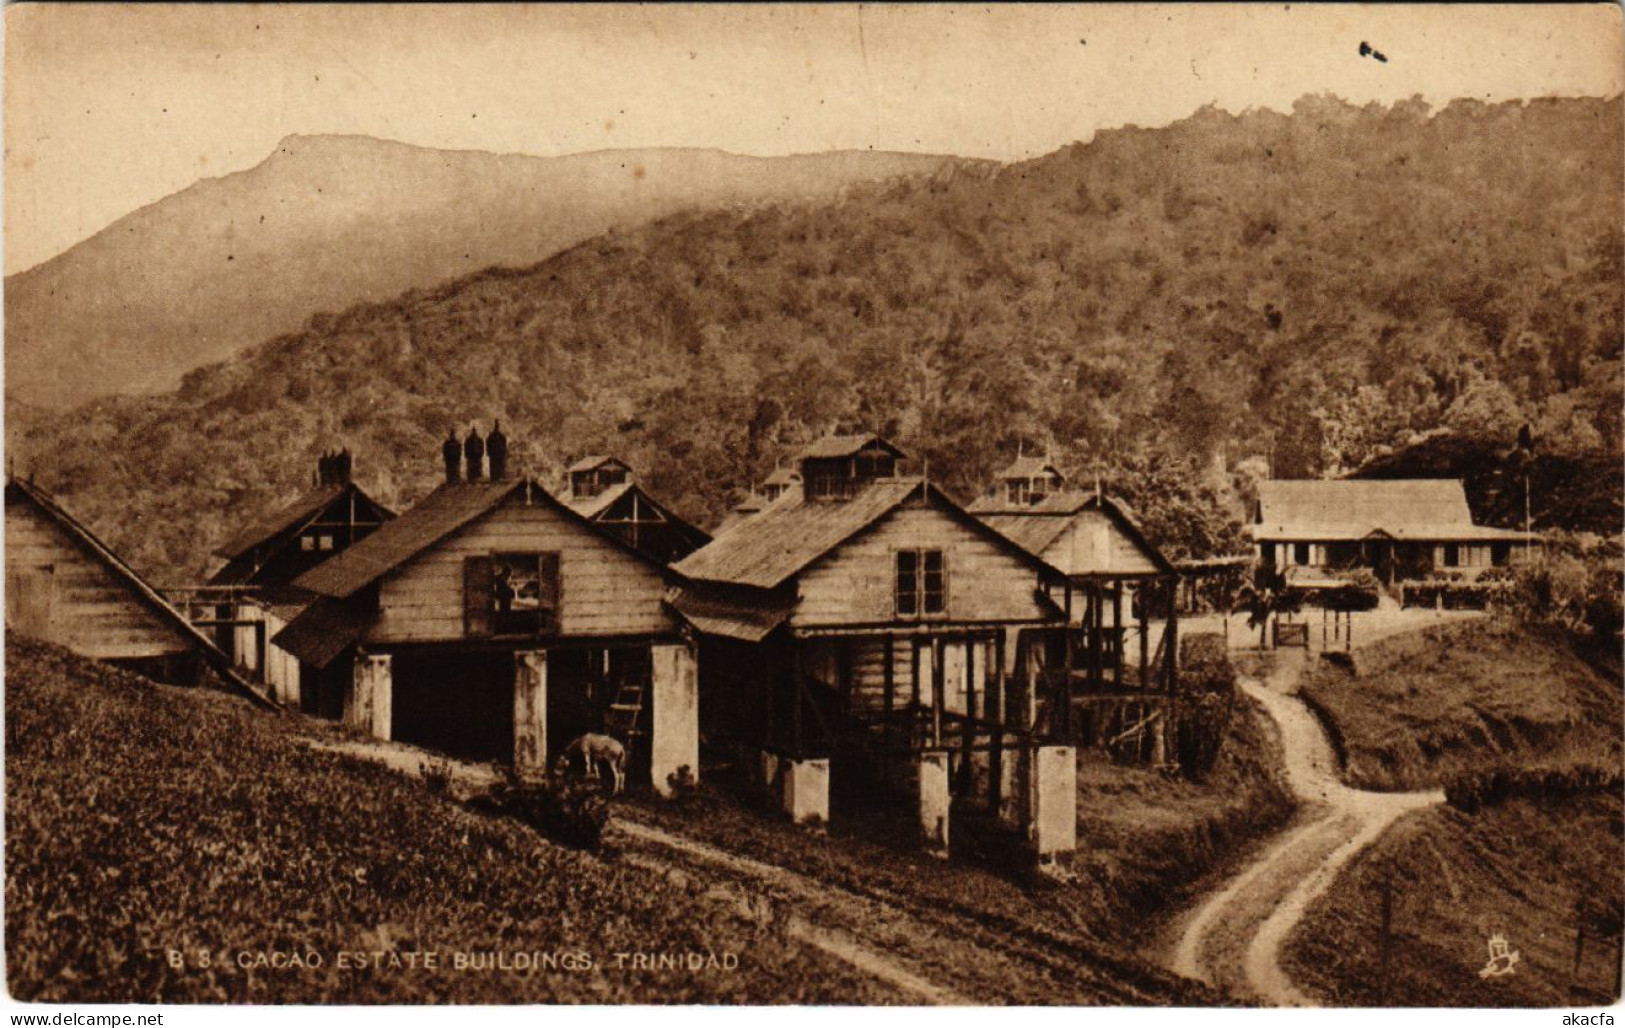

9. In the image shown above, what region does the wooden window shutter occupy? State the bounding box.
[463,556,493,637]
[538,552,561,634]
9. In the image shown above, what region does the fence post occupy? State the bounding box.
[1378,869,1393,1003]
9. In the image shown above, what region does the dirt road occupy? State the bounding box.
[1166,650,1443,1005]
[309,734,1203,1005]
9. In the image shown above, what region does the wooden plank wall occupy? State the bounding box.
[4,499,191,660]
[806,634,1014,719]
[370,495,677,643]
[793,505,1050,629]
[1042,509,1160,577]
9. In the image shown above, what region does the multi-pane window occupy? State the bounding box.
[1443,543,1460,568]
[895,549,946,617]
[464,553,561,636]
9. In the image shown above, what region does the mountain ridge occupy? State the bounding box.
[9,94,1620,579]
[6,137,983,408]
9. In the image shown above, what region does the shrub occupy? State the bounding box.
[1174,633,1237,780]
[1502,548,1623,641]
[1403,580,1509,610]
[666,763,700,801]
[1444,763,1624,814]
[484,771,611,850]
[420,756,453,795]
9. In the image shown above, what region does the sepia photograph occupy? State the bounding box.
[2,2,1622,1016]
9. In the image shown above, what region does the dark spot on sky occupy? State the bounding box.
[1359,41,1388,63]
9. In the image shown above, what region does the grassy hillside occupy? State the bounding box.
[10,94,1621,579]
[1298,618,1622,792]
[1287,616,1623,1005]
[3,636,896,1003]
[1283,792,1623,1006]
[5,135,973,408]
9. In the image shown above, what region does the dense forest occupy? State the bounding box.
[10,94,1621,580]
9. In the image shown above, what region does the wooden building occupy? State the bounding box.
[561,455,709,565]
[1252,479,1533,585]
[273,445,697,794]
[969,458,1181,757]
[185,453,393,706]
[5,478,266,703]
[668,435,1076,860]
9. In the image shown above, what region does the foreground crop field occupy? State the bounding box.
[1297,617,1621,792]
[4,637,895,1003]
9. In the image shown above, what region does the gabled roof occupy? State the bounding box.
[665,583,794,643]
[971,490,1176,577]
[763,466,802,487]
[997,455,1063,480]
[268,597,372,669]
[673,478,1061,591]
[565,480,636,520]
[795,433,907,461]
[567,454,631,474]
[294,477,673,600]
[565,480,712,554]
[1252,479,1529,542]
[213,481,393,561]
[5,479,272,707]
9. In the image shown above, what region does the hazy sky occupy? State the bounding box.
[5,3,1621,274]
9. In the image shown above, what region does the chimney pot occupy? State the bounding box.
[464,427,486,482]
[442,429,462,484]
[487,420,509,481]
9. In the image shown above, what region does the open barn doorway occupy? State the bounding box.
[391,650,514,763]
[547,645,654,785]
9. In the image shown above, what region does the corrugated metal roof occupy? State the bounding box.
[213,483,348,560]
[795,433,907,460]
[5,479,272,707]
[564,481,633,520]
[997,455,1063,480]
[567,454,630,474]
[675,479,921,589]
[665,585,793,643]
[975,513,1076,557]
[269,597,372,669]
[1251,479,1529,542]
[966,491,1091,515]
[295,476,679,599]
[293,481,521,598]
[970,490,1176,577]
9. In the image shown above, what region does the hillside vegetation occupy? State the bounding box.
[10,94,1621,579]
[4,636,894,1003]
[1299,618,1622,792]
[5,136,971,408]
[1284,791,1623,1006]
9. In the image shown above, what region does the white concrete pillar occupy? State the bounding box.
[917,750,951,858]
[997,742,1025,830]
[1032,744,1076,871]
[759,749,782,792]
[650,642,700,797]
[347,652,392,740]
[782,757,829,827]
[513,650,547,777]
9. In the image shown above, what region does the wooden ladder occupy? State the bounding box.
[604,680,648,744]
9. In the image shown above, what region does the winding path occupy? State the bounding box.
[1167,649,1444,1005]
